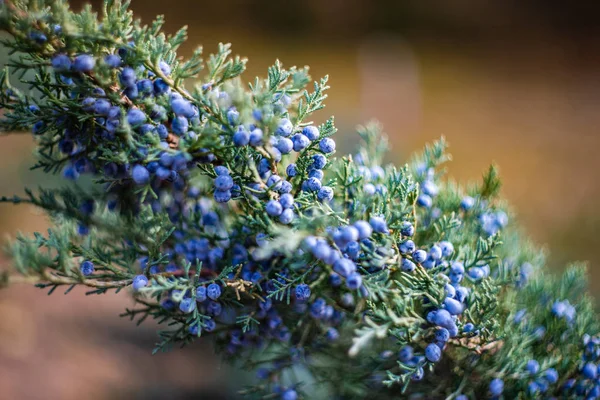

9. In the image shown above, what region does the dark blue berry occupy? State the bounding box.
[233,128,250,146]
[526,360,540,375]
[72,54,95,72]
[215,175,234,191]
[127,109,146,126]
[172,116,189,134]
[214,190,231,203]
[120,67,137,86]
[179,297,196,313]
[154,78,170,95]
[104,54,121,68]
[207,283,221,300]
[132,164,150,185]
[413,250,427,263]
[295,283,311,301]
[51,54,71,71]
[80,260,94,276]
[171,98,195,118]
[312,154,327,169]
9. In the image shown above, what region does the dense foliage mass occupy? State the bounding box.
[0,1,599,398]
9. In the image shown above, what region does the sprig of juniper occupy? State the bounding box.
[0,1,599,399]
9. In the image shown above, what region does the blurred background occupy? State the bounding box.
[1,0,599,398]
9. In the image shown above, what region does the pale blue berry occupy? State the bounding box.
[346,272,362,290]
[400,222,414,237]
[429,245,442,260]
[401,258,416,272]
[215,166,229,176]
[132,275,148,290]
[171,98,195,118]
[276,118,293,136]
[249,128,263,146]
[292,134,310,152]
[104,54,121,68]
[305,177,322,192]
[363,183,376,196]
[280,193,294,209]
[302,125,319,140]
[425,343,441,362]
[582,363,597,379]
[266,200,283,217]
[444,297,463,315]
[308,169,324,180]
[369,216,389,234]
[120,67,137,86]
[333,258,356,277]
[226,109,239,125]
[439,241,454,257]
[277,137,293,154]
[282,389,297,400]
[413,250,427,263]
[319,137,336,153]
[312,154,327,169]
[461,196,475,210]
[526,360,540,375]
[489,379,504,396]
[353,220,372,240]
[400,240,416,254]
[159,60,171,76]
[417,194,433,208]
[317,186,334,202]
[279,208,294,224]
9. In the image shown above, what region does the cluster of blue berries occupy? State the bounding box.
[415,164,439,209]
[561,335,600,398]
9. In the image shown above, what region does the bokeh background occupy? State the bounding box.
[1,1,599,398]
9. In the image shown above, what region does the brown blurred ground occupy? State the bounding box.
[1,1,600,398]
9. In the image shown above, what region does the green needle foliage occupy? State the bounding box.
[0,1,598,399]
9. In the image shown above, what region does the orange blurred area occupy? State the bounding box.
[1,1,599,398]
